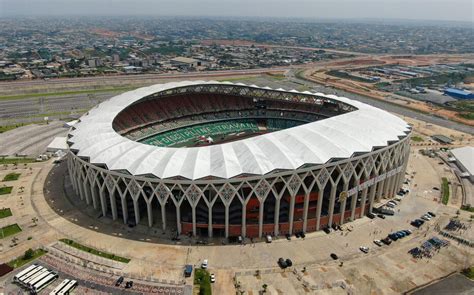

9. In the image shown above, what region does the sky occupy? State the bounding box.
[0,0,473,22]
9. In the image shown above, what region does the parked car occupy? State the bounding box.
[184,265,193,277]
[266,235,272,243]
[427,212,436,217]
[238,236,243,243]
[373,240,383,247]
[421,215,431,221]
[125,281,133,289]
[389,233,399,241]
[323,227,331,234]
[210,273,216,283]
[201,259,208,269]
[367,212,376,219]
[377,214,386,219]
[359,246,369,253]
[382,237,392,245]
[285,233,291,240]
[286,259,293,267]
[330,253,339,260]
[299,232,306,238]
[411,219,424,228]
[403,230,412,235]
[278,258,288,268]
[115,276,124,286]
[386,203,395,208]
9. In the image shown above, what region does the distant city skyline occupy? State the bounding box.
[0,0,473,23]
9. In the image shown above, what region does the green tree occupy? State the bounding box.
[23,248,34,260]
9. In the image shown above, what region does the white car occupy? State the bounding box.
[373,240,383,247]
[421,215,431,221]
[210,273,216,283]
[359,246,369,253]
[386,203,395,208]
[266,235,272,243]
[201,259,208,269]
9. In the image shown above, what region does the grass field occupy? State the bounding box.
[3,173,20,182]
[441,177,450,205]
[7,249,47,268]
[0,208,12,219]
[411,136,424,142]
[0,157,35,165]
[1,223,22,239]
[0,186,13,195]
[194,269,212,295]
[59,238,130,263]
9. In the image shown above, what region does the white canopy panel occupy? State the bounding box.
[68,81,411,180]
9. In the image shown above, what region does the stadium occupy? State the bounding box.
[66,81,411,238]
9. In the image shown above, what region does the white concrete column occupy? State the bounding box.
[359,187,369,217]
[383,173,391,199]
[90,183,98,210]
[146,201,153,227]
[208,205,213,238]
[241,204,247,237]
[99,187,107,217]
[288,194,296,234]
[273,198,281,236]
[376,178,385,202]
[161,203,167,231]
[327,182,337,227]
[303,192,310,232]
[121,197,128,224]
[339,181,349,225]
[350,181,359,221]
[191,205,197,237]
[368,181,377,214]
[315,189,323,230]
[225,204,229,238]
[77,179,85,201]
[109,191,118,221]
[133,199,140,225]
[176,205,181,235]
[83,180,91,205]
[258,199,264,238]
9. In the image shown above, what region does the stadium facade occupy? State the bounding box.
[67,81,411,238]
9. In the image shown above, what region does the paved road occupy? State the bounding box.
[287,70,474,135]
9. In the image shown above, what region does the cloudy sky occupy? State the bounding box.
[0,0,472,22]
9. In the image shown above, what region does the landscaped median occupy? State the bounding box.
[7,248,48,268]
[441,177,450,205]
[0,208,12,219]
[0,186,13,195]
[0,157,35,165]
[0,223,22,238]
[2,173,21,182]
[194,268,212,295]
[59,238,130,263]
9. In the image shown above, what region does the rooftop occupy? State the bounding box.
[450,146,474,177]
[68,81,411,180]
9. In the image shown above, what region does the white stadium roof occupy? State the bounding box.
[450,146,474,177]
[68,81,411,180]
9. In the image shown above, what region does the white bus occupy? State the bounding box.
[32,272,58,293]
[49,279,70,295]
[27,269,52,288]
[13,264,39,283]
[21,267,47,286]
[57,279,78,295]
